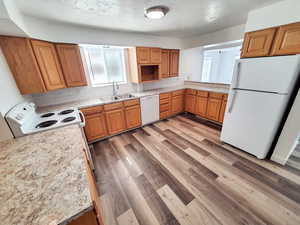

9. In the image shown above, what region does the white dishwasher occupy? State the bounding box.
[140,95,160,125]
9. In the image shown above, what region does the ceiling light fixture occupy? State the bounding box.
[145,5,169,19]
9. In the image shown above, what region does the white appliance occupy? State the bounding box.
[221,55,300,159]
[140,95,159,125]
[5,102,85,137]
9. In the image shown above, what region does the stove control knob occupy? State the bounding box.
[16,113,24,120]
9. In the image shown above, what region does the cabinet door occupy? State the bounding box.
[105,109,126,135]
[31,40,66,91]
[195,96,208,117]
[185,94,196,114]
[0,37,46,94]
[206,98,222,121]
[218,99,227,123]
[161,49,170,78]
[150,48,161,63]
[68,210,98,225]
[56,44,87,87]
[125,105,141,129]
[171,95,184,114]
[241,28,277,58]
[84,113,108,142]
[169,49,180,77]
[136,47,150,64]
[271,22,300,56]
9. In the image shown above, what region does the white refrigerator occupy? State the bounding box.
[221,55,300,159]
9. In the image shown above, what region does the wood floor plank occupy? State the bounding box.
[117,209,140,225]
[134,175,180,225]
[100,194,118,225]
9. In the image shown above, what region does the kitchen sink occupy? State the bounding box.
[101,93,136,102]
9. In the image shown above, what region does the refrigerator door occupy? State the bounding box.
[221,90,288,159]
[232,55,300,93]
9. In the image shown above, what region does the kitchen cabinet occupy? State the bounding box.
[218,97,228,123]
[136,47,151,64]
[185,90,197,114]
[0,37,46,94]
[105,107,126,135]
[169,49,180,77]
[171,90,185,114]
[68,210,98,225]
[81,106,108,142]
[56,44,87,87]
[241,28,277,58]
[195,96,208,117]
[124,99,141,129]
[159,92,171,119]
[206,98,222,121]
[31,39,66,91]
[271,22,300,56]
[150,48,162,63]
[161,49,170,78]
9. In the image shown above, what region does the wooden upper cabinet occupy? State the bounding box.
[0,37,46,94]
[271,22,300,56]
[150,48,161,63]
[105,108,126,135]
[206,98,222,121]
[136,47,150,64]
[241,28,277,58]
[170,49,180,76]
[161,49,170,78]
[56,44,87,87]
[31,40,66,91]
[125,105,141,129]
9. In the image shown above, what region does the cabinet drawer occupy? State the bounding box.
[160,92,171,99]
[104,102,124,111]
[209,92,224,99]
[172,89,185,96]
[186,89,196,95]
[81,105,103,115]
[160,103,170,112]
[124,98,140,107]
[160,111,170,119]
[160,98,170,105]
[197,90,209,97]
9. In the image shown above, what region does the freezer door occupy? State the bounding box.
[232,55,300,93]
[221,90,288,159]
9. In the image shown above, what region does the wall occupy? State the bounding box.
[245,0,300,32]
[182,24,245,49]
[271,91,300,164]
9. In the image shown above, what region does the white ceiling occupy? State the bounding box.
[15,0,281,38]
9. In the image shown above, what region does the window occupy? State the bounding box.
[201,46,241,84]
[82,45,127,86]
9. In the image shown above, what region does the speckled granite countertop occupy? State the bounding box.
[0,125,92,225]
[38,84,229,112]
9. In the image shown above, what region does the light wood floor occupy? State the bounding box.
[93,114,300,225]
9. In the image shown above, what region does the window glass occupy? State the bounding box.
[82,45,127,86]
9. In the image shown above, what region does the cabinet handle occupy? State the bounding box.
[232,61,241,89]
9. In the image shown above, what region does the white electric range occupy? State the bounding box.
[5,102,85,138]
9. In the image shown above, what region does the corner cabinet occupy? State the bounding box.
[56,44,87,87]
[31,40,66,91]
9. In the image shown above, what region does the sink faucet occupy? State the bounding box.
[112,81,119,97]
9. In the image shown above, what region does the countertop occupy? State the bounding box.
[38,84,229,112]
[0,125,92,225]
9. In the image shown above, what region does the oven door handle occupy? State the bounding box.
[79,111,86,127]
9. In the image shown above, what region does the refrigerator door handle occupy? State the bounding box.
[232,62,241,89]
[228,90,237,113]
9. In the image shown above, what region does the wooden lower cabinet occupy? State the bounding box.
[105,108,126,135]
[84,113,108,142]
[185,94,196,113]
[125,105,141,129]
[206,98,222,121]
[68,210,99,225]
[171,94,184,114]
[218,99,227,123]
[195,96,208,117]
